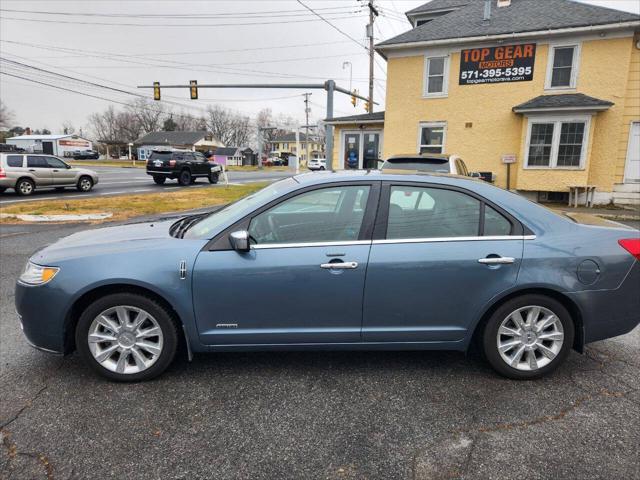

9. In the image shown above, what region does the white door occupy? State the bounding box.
[624,122,640,183]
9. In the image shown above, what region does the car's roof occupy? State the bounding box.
[293,169,475,185]
[386,153,451,161]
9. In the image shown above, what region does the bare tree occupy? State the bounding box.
[88,106,120,142]
[61,121,75,135]
[0,100,15,129]
[127,98,165,134]
[171,109,206,131]
[116,111,142,143]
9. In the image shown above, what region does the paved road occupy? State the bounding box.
[0,220,638,479]
[0,166,294,206]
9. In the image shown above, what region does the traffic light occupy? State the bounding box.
[190,80,198,100]
[351,89,357,108]
[364,101,371,113]
[153,82,161,101]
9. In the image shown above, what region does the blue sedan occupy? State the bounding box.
[15,171,640,381]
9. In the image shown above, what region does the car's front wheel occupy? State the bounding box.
[209,172,219,184]
[482,295,574,380]
[76,293,178,382]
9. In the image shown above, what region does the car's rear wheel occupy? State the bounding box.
[209,172,219,184]
[15,178,35,196]
[153,175,166,185]
[76,293,178,382]
[482,295,574,380]
[320,166,326,170]
[77,176,93,192]
[178,169,191,186]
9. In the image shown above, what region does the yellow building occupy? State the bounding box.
[327,0,640,205]
[270,132,324,162]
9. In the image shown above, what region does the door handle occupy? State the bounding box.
[29,169,36,172]
[52,169,59,172]
[478,257,515,265]
[320,261,358,269]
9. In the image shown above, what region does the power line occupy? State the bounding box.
[0,13,366,27]
[296,0,368,50]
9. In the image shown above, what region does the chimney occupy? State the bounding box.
[497,0,512,7]
[483,0,491,20]
[25,127,32,135]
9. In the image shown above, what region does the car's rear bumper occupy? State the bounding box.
[147,169,175,176]
[568,262,640,344]
[15,281,69,354]
[0,178,16,188]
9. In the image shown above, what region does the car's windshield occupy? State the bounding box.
[382,158,450,173]
[182,178,297,239]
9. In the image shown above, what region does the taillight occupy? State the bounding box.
[169,159,177,167]
[0,167,5,178]
[618,238,640,260]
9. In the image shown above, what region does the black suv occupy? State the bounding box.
[146,149,222,186]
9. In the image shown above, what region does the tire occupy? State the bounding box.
[77,176,93,192]
[177,169,191,186]
[320,166,326,170]
[15,178,35,196]
[482,294,574,380]
[209,172,219,184]
[0,187,6,194]
[153,175,166,185]
[75,293,179,382]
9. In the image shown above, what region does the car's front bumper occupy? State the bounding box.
[15,281,69,354]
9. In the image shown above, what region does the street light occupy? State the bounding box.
[342,61,353,93]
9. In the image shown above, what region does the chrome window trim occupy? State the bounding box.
[251,240,372,250]
[249,236,535,249]
[372,235,536,245]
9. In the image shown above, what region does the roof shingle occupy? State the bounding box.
[512,93,614,112]
[378,0,639,48]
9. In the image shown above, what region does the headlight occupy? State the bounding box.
[19,262,59,286]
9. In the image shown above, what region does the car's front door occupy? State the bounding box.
[363,183,524,344]
[26,156,53,186]
[46,157,76,185]
[193,182,379,345]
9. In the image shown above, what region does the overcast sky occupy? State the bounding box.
[1,0,638,135]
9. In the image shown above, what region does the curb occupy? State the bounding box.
[0,212,113,222]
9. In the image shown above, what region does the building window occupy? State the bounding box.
[424,56,449,96]
[546,45,579,89]
[525,118,589,169]
[418,122,446,154]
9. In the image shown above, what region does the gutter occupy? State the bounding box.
[376,20,640,58]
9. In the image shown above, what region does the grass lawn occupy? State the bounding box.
[0,183,266,223]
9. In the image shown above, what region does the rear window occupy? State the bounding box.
[382,158,450,173]
[6,155,23,167]
[148,152,173,161]
[27,156,48,168]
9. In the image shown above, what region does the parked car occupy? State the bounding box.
[72,150,100,160]
[146,149,221,186]
[15,171,640,381]
[381,154,470,176]
[308,158,327,171]
[0,153,98,196]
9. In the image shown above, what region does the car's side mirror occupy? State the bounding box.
[66,164,72,169]
[229,230,250,253]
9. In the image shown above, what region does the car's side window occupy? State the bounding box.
[194,152,206,162]
[27,156,48,168]
[386,186,481,239]
[249,185,371,245]
[6,155,23,167]
[45,157,67,169]
[484,205,512,236]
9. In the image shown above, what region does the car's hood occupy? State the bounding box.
[31,219,197,263]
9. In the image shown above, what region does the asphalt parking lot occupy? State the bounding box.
[1,220,639,479]
[0,166,293,206]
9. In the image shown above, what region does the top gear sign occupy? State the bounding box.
[459,43,537,85]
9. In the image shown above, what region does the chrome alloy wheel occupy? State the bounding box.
[496,306,564,371]
[19,180,34,194]
[88,306,164,374]
[79,177,92,191]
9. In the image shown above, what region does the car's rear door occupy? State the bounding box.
[192,182,380,345]
[26,156,53,186]
[362,182,524,345]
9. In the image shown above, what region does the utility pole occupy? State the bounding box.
[303,92,311,166]
[367,0,379,113]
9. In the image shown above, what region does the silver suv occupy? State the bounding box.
[381,154,470,176]
[0,153,99,196]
